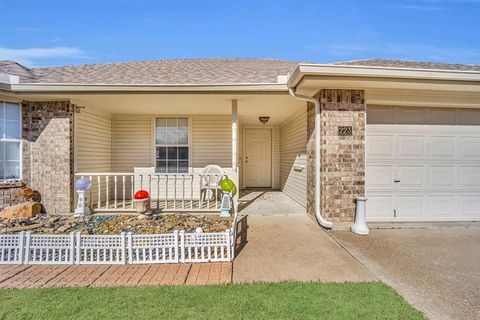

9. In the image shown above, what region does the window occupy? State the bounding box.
[155,117,188,173]
[0,101,21,180]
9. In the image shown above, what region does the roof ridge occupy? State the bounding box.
[30,57,300,70]
[333,58,480,68]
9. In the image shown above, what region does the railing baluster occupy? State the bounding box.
[106,176,109,209]
[148,175,152,200]
[122,175,126,209]
[174,175,177,209]
[89,176,93,209]
[182,175,185,209]
[114,176,118,209]
[165,176,168,210]
[215,175,219,209]
[199,175,203,210]
[207,174,211,209]
[157,174,160,209]
[97,176,101,209]
[131,176,134,209]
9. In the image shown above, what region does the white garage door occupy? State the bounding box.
[366,106,480,222]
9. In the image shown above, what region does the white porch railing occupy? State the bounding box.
[74,172,224,213]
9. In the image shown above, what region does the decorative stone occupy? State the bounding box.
[0,202,42,219]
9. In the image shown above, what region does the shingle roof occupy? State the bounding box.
[1,58,479,86]
[0,58,299,85]
[333,58,480,72]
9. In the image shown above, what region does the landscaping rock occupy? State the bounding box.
[0,202,42,219]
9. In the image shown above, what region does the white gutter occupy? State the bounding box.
[288,64,480,88]
[288,88,332,229]
[10,82,288,93]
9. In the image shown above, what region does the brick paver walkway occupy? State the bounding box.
[0,263,232,289]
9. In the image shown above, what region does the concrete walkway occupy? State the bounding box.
[0,263,232,288]
[233,215,375,283]
[238,190,306,216]
[331,229,480,320]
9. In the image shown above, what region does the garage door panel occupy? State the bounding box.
[397,195,425,218]
[366,106,480,222]
[398,135,425,159]
[366,165,394,190]
[396,107,426,124]
[428,196,455,218]
[429,108,456,125]
[458,166,480,189]
[366,135,394,159]
[429,136,456,159]
[366,195,394,220]
[429,166,455,189]
[459,137,480,160]
[397,166,425,189]
[458,196,480,218]
[457,109,480,125]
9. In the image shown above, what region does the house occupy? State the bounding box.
[0,58,479,228]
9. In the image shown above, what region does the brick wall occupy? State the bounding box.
[0,101,74,213]
[307,89,366,224]
[0,182,24,210]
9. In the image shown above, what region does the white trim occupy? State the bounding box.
[152,115,191,174]
[0,100,22,182]
[10,83,288,93]
[288,63,480,87]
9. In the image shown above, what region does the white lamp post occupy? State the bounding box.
[74,177,92,216]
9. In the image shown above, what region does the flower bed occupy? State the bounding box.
[0,213,235,265]
[0,213,232,235]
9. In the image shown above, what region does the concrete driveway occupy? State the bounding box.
[331,228,480,320]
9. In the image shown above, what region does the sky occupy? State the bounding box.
[0,0,479,67]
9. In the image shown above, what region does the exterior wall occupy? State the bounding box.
[108,114,283,195]
[307,90,366,224]
[75,108,113,172]
[0,182,24,210]
[22,101,74,213]
[191,115,232,173]
[74,108,113,206]
[279,106,307,207]
[113,115,153,171]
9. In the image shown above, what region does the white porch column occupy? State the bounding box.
[231,99,239,212]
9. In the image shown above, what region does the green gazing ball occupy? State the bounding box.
[220,177,236,192]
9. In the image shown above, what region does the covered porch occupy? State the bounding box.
[69,92,308,215]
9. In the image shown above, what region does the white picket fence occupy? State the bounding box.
[0,230,233,265]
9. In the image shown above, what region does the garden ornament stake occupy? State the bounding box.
[74,177,92,216]
[220,176,236,217]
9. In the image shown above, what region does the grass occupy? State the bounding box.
[0,282,423,320]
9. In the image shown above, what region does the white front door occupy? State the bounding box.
[366,106,480,222]
[244,128,272,188]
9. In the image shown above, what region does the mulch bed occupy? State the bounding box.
[0,213,233,235]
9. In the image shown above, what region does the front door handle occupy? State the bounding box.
[394,179,400,183]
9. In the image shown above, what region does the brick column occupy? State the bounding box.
[22,101,74,213]
[307,89,366,225]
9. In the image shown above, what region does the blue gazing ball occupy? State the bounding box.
[75,177,92,191]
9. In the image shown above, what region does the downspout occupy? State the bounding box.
[288,88,332,229]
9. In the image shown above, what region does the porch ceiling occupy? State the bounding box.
[19,93,305,125]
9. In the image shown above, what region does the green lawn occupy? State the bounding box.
[0,282,423,320]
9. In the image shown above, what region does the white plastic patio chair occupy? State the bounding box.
[200,165,225,202]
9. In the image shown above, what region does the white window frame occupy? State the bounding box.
[0,100,22,182]
[153,116,191,173]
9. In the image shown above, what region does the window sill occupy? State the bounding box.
[0,180,25,189]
